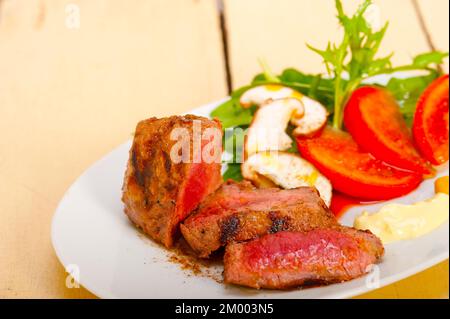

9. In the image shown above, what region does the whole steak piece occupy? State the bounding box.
[180,181,337,257]
[122,115,222,248]
[224,228,384,289]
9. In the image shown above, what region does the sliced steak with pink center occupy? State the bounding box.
[224,228,384,289]
[180,181,337,257]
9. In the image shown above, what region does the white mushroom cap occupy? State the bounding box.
[245,98,304,157]
[242,152,333,206]
[240,84,302,108]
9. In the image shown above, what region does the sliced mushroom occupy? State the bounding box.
[244,98,304,157]
[290,95,328,137]
[242,152,333,206]
[240,84,328,136]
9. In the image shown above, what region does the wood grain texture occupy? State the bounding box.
[224,0,433,88]
[356,260,449,299]
[414,0,449,71]
[0,0,226,298]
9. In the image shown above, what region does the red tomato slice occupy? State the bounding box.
[296,127,423,200]
[413,75,449,165]
[344,86,433,176]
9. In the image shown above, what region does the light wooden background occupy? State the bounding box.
[0,0,448,299]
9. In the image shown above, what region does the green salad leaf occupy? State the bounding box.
[223,125,247,163]
[210,0,447,181]
[210,98,254,128]
[386,72,439,126]
[412,52,449,69]
[251,69,336,115]
[223,163,244,182]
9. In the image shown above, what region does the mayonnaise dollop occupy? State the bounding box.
[354,193,449,244]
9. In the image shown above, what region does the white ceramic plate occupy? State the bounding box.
[52,89,449,299]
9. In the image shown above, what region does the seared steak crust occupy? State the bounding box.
[180,181,337,257]
[224,228,384,289]
[122,115,222,248]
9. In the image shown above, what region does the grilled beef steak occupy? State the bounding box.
[180,181,337,257]
[122,115,222,248]
[224,228,384,289]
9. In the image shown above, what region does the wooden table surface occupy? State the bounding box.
[0,0,448,299]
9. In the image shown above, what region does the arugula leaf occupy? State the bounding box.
[412,51,449,69]
[254,69,335,95]
[210,83,260,128]
[308,0,390,128]
[252,68,336,112]
[308,0,446,129]
[210,98,255,128]
[221,125,247,181]
[223,163,243,182]
[223,126,247,164]
[279,69,336,112]
[386,72,439,126]
[258,58,281,83]
[286,125,300,153]
[377,51,448,74]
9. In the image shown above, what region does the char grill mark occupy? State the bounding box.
[162,151,172,174]
[181,181,337,257]
[220,215,240,245]
[268,212,290,234]
[122,115,223,248]
[131,149,145,188]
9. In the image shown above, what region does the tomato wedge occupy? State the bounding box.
[296,127,422,200]
[413,74,449,165]
[344,86,433,176]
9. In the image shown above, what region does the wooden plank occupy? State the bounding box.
[225,0,432,88]
[0,0,226,298]
[356,260,449,299]
[414,0,449,71]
